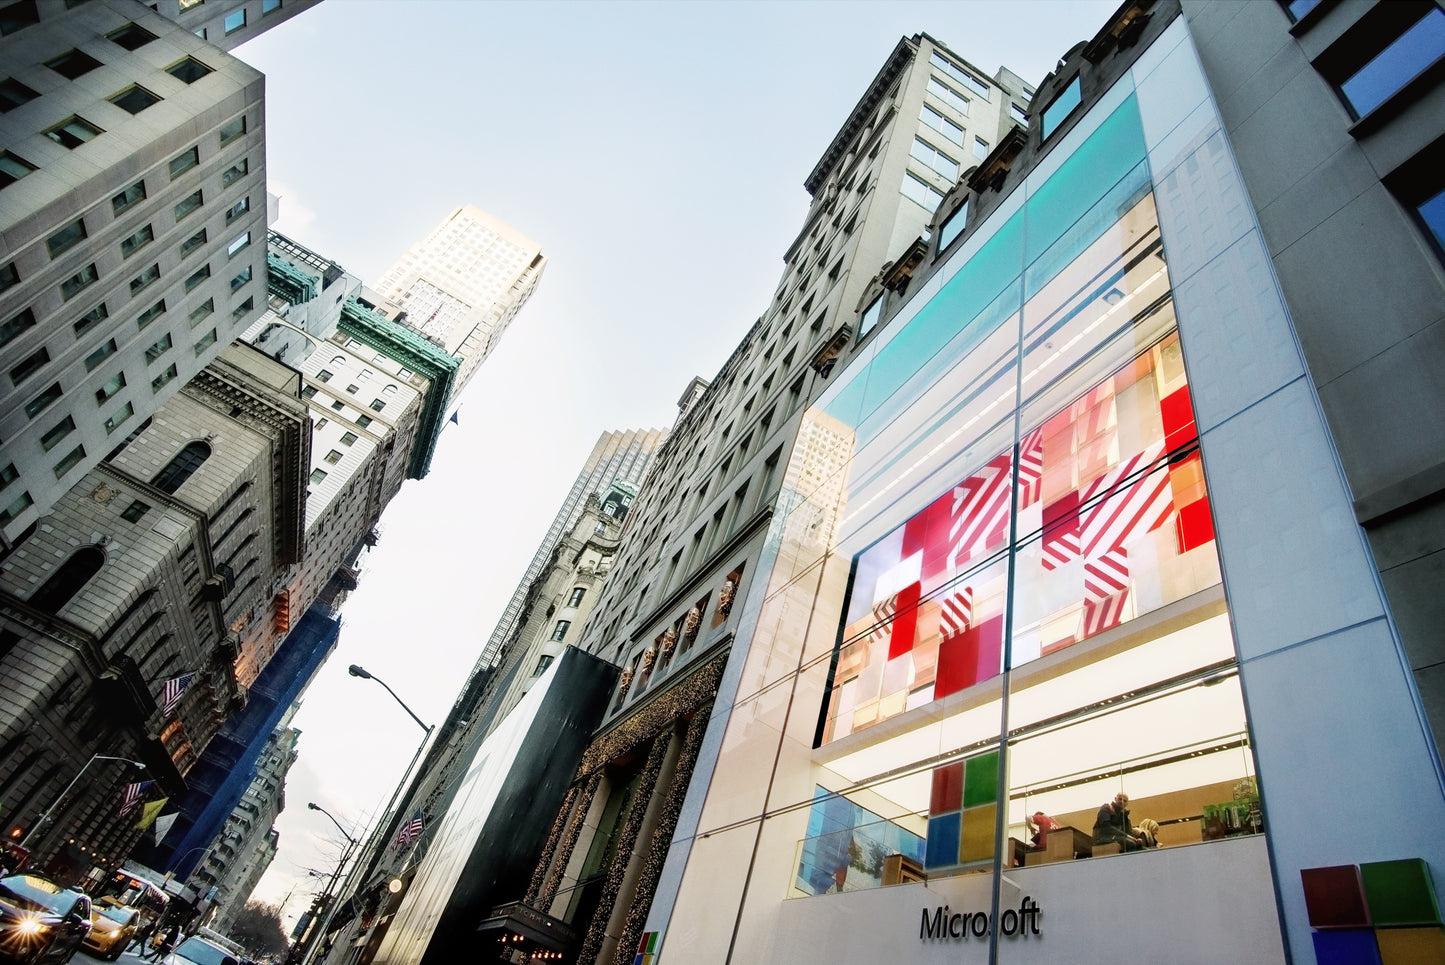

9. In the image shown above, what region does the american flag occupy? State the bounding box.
[118,780,154,818]
[161,672,197,716]
[394,809,423,849]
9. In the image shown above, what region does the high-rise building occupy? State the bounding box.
[155,0,322,50]
[481,34,1036,965]
[193,724,299,930]
[0,0,282,548]
[506,3,1445,965]
[325,428,663,964]
[372,204,546,404]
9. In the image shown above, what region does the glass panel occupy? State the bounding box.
[1340,8,1445,118]
[1041,76,1083,140]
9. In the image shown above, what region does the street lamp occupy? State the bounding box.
[21,755,146,850]
[325,666,434,965]
[288,805,359,965]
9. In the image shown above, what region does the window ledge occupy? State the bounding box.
[1345,55,1445,139]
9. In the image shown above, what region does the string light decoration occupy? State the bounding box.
[525,784,579,905]
[577,652,726,775]
[574,731,674,965]
[536,772,603,908]
[610,701,715,965]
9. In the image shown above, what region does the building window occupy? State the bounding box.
[938,198,969,251]
[223,8,246,34]
[84,339,117,372]
[45,49,102,80]
[974,136,989,161]
[61,264,99,300]
[169,147,200,180]
[10,346,48,386]
[324,449,342,464]
[151,364,178,392]
[1282,0,1322,23]
[136,299,165,329]
[568,587,586,607]
[930,51,991,99]
[94,371,125,403]
[166,56,212,84]
[121,499,150,523]
[108,84,161,114]
[47,218,88,258]
[129,263,160,297]
[1,307,35,347]
[180,229,207,258]
[0,76,39,111]
[152,441,211,494]
[193,329,217,355]
[174,189,203,221]
[219,116,247,146]
[144,333,172,364]
[902,171,944,213]
[340,431,357,445]
[1332,5,1445,119]
[1010,102,1029,126]
[0,491,33,527]
[301,385,318,399]
[185,264,211,292]
[1040,75,1082,141]
[0,150,36,187]
[920,105,964,146]
[112,180,146,215]
[53,444,85,478]
[550,620,571,642]
[368,398,386,412]
[72,303,107,337]
[911,137,959,181]
[225,197,250,223]
[317,370,333,382]
[0,261,17,293]
[103,401,134,434]
[0,463,15,490]
[355,414,372,429]
[188,298,214,326]
[230,266,252,292]
[106,21,157,50]
[533,654,554,677]
[28,545,103,612]
[231,296,255,319]
[40,415,76,452]
[120,224,154,258]
[330,400,344,412]
[309,468,327,484]
[45,115,102,149]
[226,232,250,257]
[24,383,61,419]
[345,383,359,394]
[222,159,249,188]
[926,77,970,116]
[858,295,883,340]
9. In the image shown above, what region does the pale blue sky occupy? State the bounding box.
[235,0,1118,922]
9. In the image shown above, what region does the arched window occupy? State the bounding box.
[29,545,104,613]
[151,440,211,494]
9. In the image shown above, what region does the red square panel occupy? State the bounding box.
[888,582,921,660]
[930,762,963,815]
[1301,865,1371,929]
[1160,386,1197,452]
[936,615,1003,698]
[1176,497,1216,553]
[902,489,955,587]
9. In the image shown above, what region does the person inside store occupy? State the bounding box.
[1026,811,1061,849]
[1094,792,1146,850]
[1134,817,1161,848]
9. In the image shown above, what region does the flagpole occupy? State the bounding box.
[21,755,146,850]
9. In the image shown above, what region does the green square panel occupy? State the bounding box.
[962,750,999,808]
[1361,859,1442,928]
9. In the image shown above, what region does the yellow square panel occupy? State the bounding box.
[1376,927,1445,965]
[959,803,997,864]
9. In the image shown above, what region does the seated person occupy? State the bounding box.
[1133,817,1161,848]
[1094,792,1145,850]
[1026,810,1061,849]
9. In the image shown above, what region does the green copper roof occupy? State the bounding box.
[266,252,319,304]
[338,298,459,479]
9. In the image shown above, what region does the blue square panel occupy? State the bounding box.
[925,813,960,870]
[1312,929,1382,965]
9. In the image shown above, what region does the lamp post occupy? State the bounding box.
[288,805,358,965]
[323,666,433,965]
[21,754,145,850]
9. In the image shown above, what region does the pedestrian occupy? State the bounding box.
[130,918,157,956]
[148,923,181,961]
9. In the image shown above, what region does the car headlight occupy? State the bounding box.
[16,918,45,936]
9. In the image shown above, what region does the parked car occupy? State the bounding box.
[80,905,140,961]
[0,874,92,965]
[161,937,239,965]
